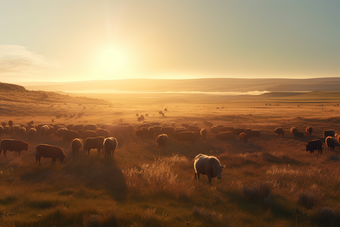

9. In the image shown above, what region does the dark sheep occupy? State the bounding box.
[194,154,225,184]
[306,139,323,154]
[173,131,198,144]
[103,137,118,157]
[203,121,213,128]
[84,124,97,131]
[84,136,105,155]
[249,130,261,138]
[13,125,21,134]
[323,130,335,142]
[36,144,66,165]
[72,124,84,132]
[55,128,68,140]
[239,132,248,143]
[28,128,37,137]
[97,129,110,137]
[82,130,97,139]
[294,131,304,138]
[220,127,234,132]
[181,124,190,129]
[200,128,207,141]
[63,130,80,141]
[157,134,168,150]
[306,126,313,136]
[39,125,50,137]
[71,138,83,157]
[325,136,337,151]
[0,139,28,157]
[187,126,200,131]
[274,127,285,136]
[160,127,175,136]
[210,126,220,134]
[232,128,245,136]
[216,131,235,141]
[290,127,298,135]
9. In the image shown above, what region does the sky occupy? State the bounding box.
[0,0,339,83]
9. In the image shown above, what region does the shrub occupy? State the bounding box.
[297,192,318,209]
[242,183,271,202]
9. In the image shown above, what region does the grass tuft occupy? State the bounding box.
[297,192,318,209]
[242,183,271,202]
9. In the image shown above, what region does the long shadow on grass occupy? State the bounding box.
[20,154,127,201]
[226,190,303,223]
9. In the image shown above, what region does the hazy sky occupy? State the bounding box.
[0,0,339,83]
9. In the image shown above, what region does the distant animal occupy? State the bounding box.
[232,128,245,136]
[72,124,84,132]
[97,129,110,137]
[216,131,235,141]
[323,130,335,142]
[306,127,313,136]
[36,144,66,165]
[248,130,261,138]
[63,130,80,141]
[103,137,118,156]
[55,128,68,140]
[194,154,225,184]
[13,125,21,134]
[200,128,207,141]
[305,139,323,154]
[170,122,176,127]
[28,128,37,137]
[239,132,248,143]
[274,127,285,136]
[160,127,175,136]
[157,134,168,150]
[71,138,83,157]
[19,127,26,135]
[84,124,97,131]
[136,127,149,138]
[325,136,337,151]
[290,127,298,135]
[187,126,200,131]
[82,130,97,139]
[293,131,304,138]
[84,136,105,155]
[0,139,28,157]
[40,125,50,137]
[181,124,190,129]
[220,127,234,132]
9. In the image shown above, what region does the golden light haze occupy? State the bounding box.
[0,0,339,83]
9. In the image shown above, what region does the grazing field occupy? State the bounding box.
[1,89,340,227]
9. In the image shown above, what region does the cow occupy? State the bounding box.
[216,131,235,141]
[36,144,66,165]
[71,138,83,157]
[274,127,285,136]
[306,126,313,136]
[325,136,337,151]
[103,137,118,157]
[0,139,28,157]
[84,136,105,155]
[323,130,335,142]
[239,132,248,143]
[305,139,323,154]
[194,154,225,184]
[200,128,207,141]
[157,134,168,150]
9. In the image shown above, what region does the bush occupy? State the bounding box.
[242,183,271,202]
[297,192,318,209]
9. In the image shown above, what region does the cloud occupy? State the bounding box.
[0,45,55,74]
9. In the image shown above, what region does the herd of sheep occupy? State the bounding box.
[0,119,338,183]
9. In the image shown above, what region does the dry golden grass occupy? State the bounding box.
[1,89,340,226]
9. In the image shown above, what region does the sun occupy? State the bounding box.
[97,46,130,75]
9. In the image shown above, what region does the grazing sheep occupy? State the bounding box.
[194,154,225,184]
[97,129,110,137]
[84,136,105,155]
[323,130,335,142]
[157,134,168,150]
[72,124,84,132]
[325,136,337,151]
[200,128,207,141]
[136,128,149,138]
[28,128,37,137]
[173,131,198,144]
[187,126,200,131]
[0,139,28,157]
[306,126,313,136]
[160,127,175,136]
[306,139,323,154]
[274,127,285,136]
[103,137,118,157]
[55,128,68,140]
[239,132,248,143]
[13,125,21,134]
[83,124,97,131]
[82,130,97,139]
[290,127,298,135]
[170,122,176,127]
[232,128,245,136]
[36,144,66,165]
[220,127,234,132]
[71,138,83,157]
[210,126,220,134]
[294,131,304,138]
[63,130,80,141]
[39,125,50,137]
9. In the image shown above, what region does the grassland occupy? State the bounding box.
[1,86,340,226]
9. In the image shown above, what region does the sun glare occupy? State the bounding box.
[96,45,131,77]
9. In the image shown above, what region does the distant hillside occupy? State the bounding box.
[0,82,109,105]
[22,77,340,93]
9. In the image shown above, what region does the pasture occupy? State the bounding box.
[1,91,340,227]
